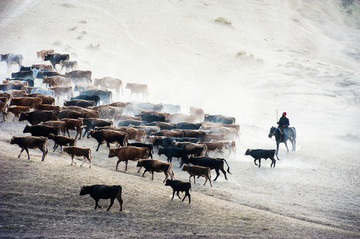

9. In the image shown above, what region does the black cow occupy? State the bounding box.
[80,185,123,211]
[48,133,76,152]
[158,147,188,163]
[128,142,153,159]
[36,71,63,79]
[153,137,199,149]
[139,113,166,123]
[176,122,202,130]
[44,53,70,71]
[70,95,100,106]
[244,149,279,168]
[80,89,112,104]
[83,118,113,138]
[64,99,95,108]
[165,179,191,204]
[19,110,58,125]
[204,114,235,124]
[118,120,145,127]
[183,156,231,181]
[23,125,59,138]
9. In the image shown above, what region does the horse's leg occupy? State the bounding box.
[276,143,280,157]
[284,141,289,153]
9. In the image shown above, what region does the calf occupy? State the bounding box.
[27,93,55,105]
[63,146,92,167]
[182,164,212,187]
[65,70,92,84]
[172,141,208,157]
[44,53,69,71]
[90,129,128,151]
[165,179,191,204]
[61,118,83,139]
[23,124,59,138]
[40,120,67,135]
[60,60,78,72]
[158,146,188,163]
[7,106,30,120]
[183,156,231,181]
[48,133,76,152]
[244,149,279,168]
[82,118,112,138]
[108,146,149,171]
[37,49,54,60]
[10,136,48,161]
[80,185,123,211]
[10,97,42,109]
[136,159,174,182]
[128,142,153,159]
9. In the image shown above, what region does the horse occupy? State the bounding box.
[268,126,296,156]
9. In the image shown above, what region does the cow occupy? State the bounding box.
[0,101,7,121]
[1,53,23,70]
[36,70,62,79]
[204,114,236,125]
[48,133,76,152]
[244,149,279,168]
[23,124,59,138]
[117,120,145,127]
[182,164,212,187]
[181,130,206,142]
[80,185,123,211]
[49,86,73,101]
[32,64,53,72]
[172,141,207,157]
[205,141,236,156]
[0,82,24,91]
[200,125,238,141]
[190,106,205,122]
[116,126,146,142]
[92,105,122,120]
[74,84,98,92]
[64,99,95,108]
[0,92,11,102]
[11,68,38,79]
[63,146,92,167]
[136,159,174,182]
[90,129,128,151]
[165,179,191,204]
[182,156,231,181]
[127,102,162,115]
[93,77,123,95]
[6,78,34,87]
[158,146,188,163]
[65,70,92,84]
[59,107,99,119]
[168,113,197,124]
[70,95,100,106]
[27,93,55,105]
[44,53,70,71]
[161,103,181,113]
[35,104,61,112]
[7,89,27,97]
[10,136,48,161]
[134,125,160,135]
[79,89,112,104]
[37,49,54,60]
[128,142,153,159]
[40,120,67,135]
[176,122,202,130]
[82,118,113,138]
[7,106,30,120]
[153,137,199,149]
[29,87,55,97]
[19,110,58,125]
[147,121,176,130]
[125,83,149,99]
[60,60,78,72]
[152,130,184,138]
[61,118,83,139]
[139,112,167,123]
[43,75,72,87]
[108,146,150,171]
[10,97,42,109]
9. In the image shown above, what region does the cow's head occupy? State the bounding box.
[79,186,90,195]
[245,149,251,155]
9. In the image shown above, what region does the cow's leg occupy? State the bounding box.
[116,159,120,170]
[94,199,101,209]
[66,129,71,138]
[80,156,86,167]
[116,194,123,211]
[25,148,31,160]
[18,148,25,158]
[271,158,276,168]
[151,171,154,181]
[124,160,128,171]
[107,198,114,211]
[183,191,191,204]
[163,171,168,183]
[254,159,258,166]
[41,149,47,161]
[176,191,182,200]
[53,144,58,152]
[171,190,176,200]
[220,166,228,180]
[96,142,101,151]
[258,158,261,168]
[142,169,148,177]
[213,169,220,181]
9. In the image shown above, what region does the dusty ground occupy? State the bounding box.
[0,121,358,239]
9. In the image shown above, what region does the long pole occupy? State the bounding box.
[276,109,278,124]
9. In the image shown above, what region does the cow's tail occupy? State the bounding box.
[202,144,208,156]
[222,158,231,174]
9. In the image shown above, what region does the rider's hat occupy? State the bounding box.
[282,112,287,116]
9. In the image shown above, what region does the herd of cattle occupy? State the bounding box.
[1,51,279,209]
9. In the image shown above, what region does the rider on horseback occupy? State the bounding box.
[277,112,290,141]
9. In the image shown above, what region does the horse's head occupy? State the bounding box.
[268,126,276,138]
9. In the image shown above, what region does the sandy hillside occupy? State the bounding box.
[1,0,360,238]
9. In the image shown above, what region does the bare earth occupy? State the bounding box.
[0,121,358,239]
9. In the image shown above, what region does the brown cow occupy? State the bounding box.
[205,141,236,156]
[61,118,83,139]
[136,159,174,182]
[108,146,149,171]
[172,141,208,156]
[182,164,212,187]
[37,49,54,60]
[10,97,42,109]
[43,76,72,87]
[10,136,48,161]
[35,104,61,112]
[32,64,53,71]
[40,120,67,135]
[7,89,27,97]
[65,70,92,84]
[152,130,184,138]
[0,92,11,102]
[95,126,145,142]
[62,106,99,118]
[93,77,123,94]
[7,106,31,120]
[63,146,92,167]
[90,129,128,151]
[0,101,7,121]
[27,93,55,105]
